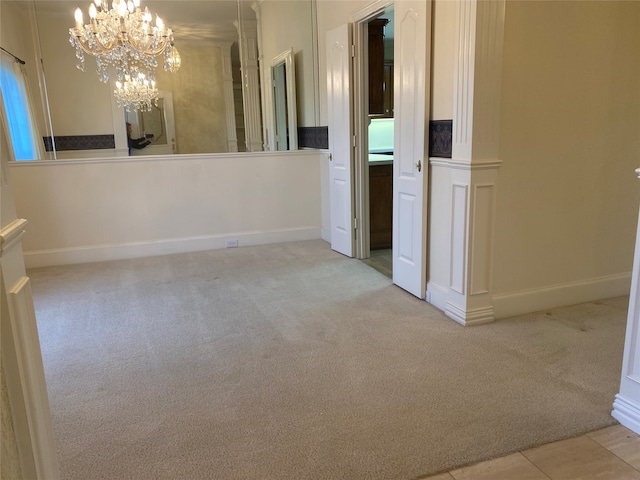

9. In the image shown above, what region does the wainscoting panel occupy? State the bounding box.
[450,183,468,294]
[470,184,495,295]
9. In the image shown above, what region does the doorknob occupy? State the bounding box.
[416,159,422,172]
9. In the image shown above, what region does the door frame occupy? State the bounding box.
[350,0,394,260]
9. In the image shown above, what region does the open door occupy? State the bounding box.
[326,24,355,257]
[392,0,430,297]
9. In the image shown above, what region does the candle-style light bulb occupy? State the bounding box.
[74,8,84,29]
[89,3,97,18]
[117,0,127,16]
[156,16,164,34]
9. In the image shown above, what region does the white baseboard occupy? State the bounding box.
[612,394,640,435]
[426,282,449,313]
[445,302,495,326]
[320,228,331,244]
[23,227,321,268]
[429,274,631,322]
[492,272,632,319]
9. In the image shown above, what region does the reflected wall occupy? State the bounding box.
[0,0,320,160]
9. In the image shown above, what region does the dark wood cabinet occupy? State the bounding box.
[368,19,388,116]
[383,62,393,117]
[369,163,393,250]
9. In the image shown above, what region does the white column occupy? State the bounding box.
[236,19,263,152]
[444,0,505,326]
[221,43,238,153]
[251,1,271,151]
[612,168,640,434]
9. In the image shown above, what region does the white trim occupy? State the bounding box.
[612,394,640,434]
[8,149,322,168]
[429,157,503,170]
[492,272,632,319]
[7,277,61,479]
[446,301,494,326]
[0,218,28,253]
[350,0,394,23]
[22,227,321,268]
[426,281,448,312]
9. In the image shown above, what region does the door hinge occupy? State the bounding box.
[354,217,358,230]
[352,135,357,148]
[351,44,355,58]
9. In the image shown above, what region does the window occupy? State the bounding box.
[0,53,41,161]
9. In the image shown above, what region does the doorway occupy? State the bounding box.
[327,0,430,298]
[361,9,394,279]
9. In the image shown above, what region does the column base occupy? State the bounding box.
[445,302,495,326]
[612,394,640,435]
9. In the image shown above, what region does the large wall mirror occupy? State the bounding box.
[0,0,319,160]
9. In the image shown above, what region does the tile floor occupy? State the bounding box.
[361,248,392,278]
[422,424,640,480]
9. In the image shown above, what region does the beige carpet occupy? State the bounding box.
[30,240,626,479]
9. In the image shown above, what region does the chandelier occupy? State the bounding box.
[114,73,158,112]
[69,0,180,110]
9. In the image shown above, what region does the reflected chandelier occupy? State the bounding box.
[69,0,180,109]
[114,73,158,112]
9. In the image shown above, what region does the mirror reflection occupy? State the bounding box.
[271,49,297,151]
[0,0,319,160]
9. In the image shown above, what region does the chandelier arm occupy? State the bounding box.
[73,35,118,57]
[73,37,99,57]
[127,37,170,57]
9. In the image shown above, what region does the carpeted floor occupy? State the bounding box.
[30,240,626,479]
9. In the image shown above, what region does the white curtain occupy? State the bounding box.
[0,52,43,160]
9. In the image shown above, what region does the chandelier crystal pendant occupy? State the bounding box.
[165,43,181,73]
[114,73,158,112]
[69,0,180,110]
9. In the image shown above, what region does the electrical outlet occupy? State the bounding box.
[225,239,238,248]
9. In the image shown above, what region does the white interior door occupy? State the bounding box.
[327,24,354,257]
[392,0,430,297]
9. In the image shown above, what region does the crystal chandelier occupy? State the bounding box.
[69,0,180,111]
[114,73,158,112]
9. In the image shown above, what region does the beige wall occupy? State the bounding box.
[493,0,640,296]
[37,14,115,136]
[155,45,228,154]
[10,151,323,267]
[259,0,317,127]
